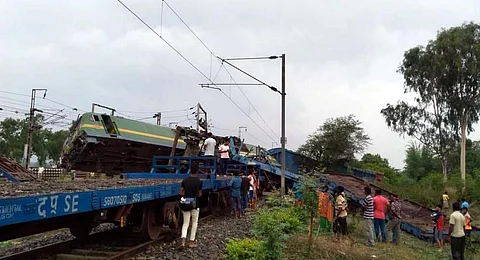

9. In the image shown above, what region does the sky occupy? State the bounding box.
[0,0,479,169]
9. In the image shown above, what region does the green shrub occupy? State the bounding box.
[253,207,302,260]
[226,238,259,260]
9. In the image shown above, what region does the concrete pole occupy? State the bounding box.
[281,54,286,198]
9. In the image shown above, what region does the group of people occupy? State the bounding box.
[330,185,402,246]
[434,192,474,259]
[201,133,231,176]
[358,187,402,246]
[228,168,260,217]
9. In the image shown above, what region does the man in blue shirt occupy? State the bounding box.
[461,198,469,209]
[229,172,242,218]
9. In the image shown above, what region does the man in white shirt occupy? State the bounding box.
[202,133,216,174]
[218,140,230,175]
[449,202,466,260]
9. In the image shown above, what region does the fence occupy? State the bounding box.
[29,167,65,180]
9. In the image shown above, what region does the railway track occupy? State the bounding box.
[1,215,215,260]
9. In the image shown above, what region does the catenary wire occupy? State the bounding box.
[117,0,278,142]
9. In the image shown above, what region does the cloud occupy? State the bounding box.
[0,0,479,169]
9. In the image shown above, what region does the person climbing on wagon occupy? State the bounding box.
[218,140,230,176]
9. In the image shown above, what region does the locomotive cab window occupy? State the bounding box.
[101,115,118,136]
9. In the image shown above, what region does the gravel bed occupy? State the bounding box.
[0,223,116,257]
[0,179,181,198]
[135,213,255,260]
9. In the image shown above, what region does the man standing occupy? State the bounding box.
[461,198,469,210]
[386,194,401,245]
[240,172,250,216]
[202,133,216,174]
[463,207,472,237]
[361,186,375,246]
[229,172,242,218]
[218,140,230,176]
[248,169,257,210]
[442,191,450,211]
[179,163,202,249]
[449,202,466,260]
[433,204,445,252]
[373,189,389,242]
[334,186,348,235]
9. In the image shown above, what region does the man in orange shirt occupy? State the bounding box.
[373,189,389,242]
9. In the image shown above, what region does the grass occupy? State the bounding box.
[284,216,480,260]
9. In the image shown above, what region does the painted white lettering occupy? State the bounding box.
[72,195,79,213]
[38,197,47,217]
[64,195,71,213]
[50,195,59,215]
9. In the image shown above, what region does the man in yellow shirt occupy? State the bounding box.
[334,186,348,235]
[442,191,450,210]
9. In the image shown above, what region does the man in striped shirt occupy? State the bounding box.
[361,186,375,246]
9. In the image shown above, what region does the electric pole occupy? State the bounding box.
[280,53,286,199]
[25,88,47,169]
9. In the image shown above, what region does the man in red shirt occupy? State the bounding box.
[434,204,445,252]
[373,189,389,242]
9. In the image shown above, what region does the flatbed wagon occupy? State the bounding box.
[0,156,234,242]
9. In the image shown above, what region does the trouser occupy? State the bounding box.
[319,216,331,232]
[386,219,400,244]
[334,217,347,235]
[374,218,386,242]
[451,236,465,260]
[219,158,229,175]
[364,218,375,246]
[204,156,214,173]
[181,208,200,241]
[231,196,241,214]
[241,194,249,214]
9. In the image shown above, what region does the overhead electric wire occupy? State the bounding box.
[161,0,279,139]
[117,0,277,143]
[116,105,196,115]
[222,66,280,139]
[0,90,30,97]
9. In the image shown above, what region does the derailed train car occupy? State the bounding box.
[60,112,195,174]
[60,112,280,175]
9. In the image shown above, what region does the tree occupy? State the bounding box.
[381,36,459,183]
[45,130,69,165]
[434,22,480,191]
[0,118,28,161]
[403,143,440,181]
[0,117,69,166]
[356,153,399,184]
[297,115,370,166]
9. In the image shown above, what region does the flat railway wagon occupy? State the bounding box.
[0,152,299,245]
[0,156,236,243]
[319,170,480,242]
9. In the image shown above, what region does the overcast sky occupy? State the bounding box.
[1,0,479,169]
